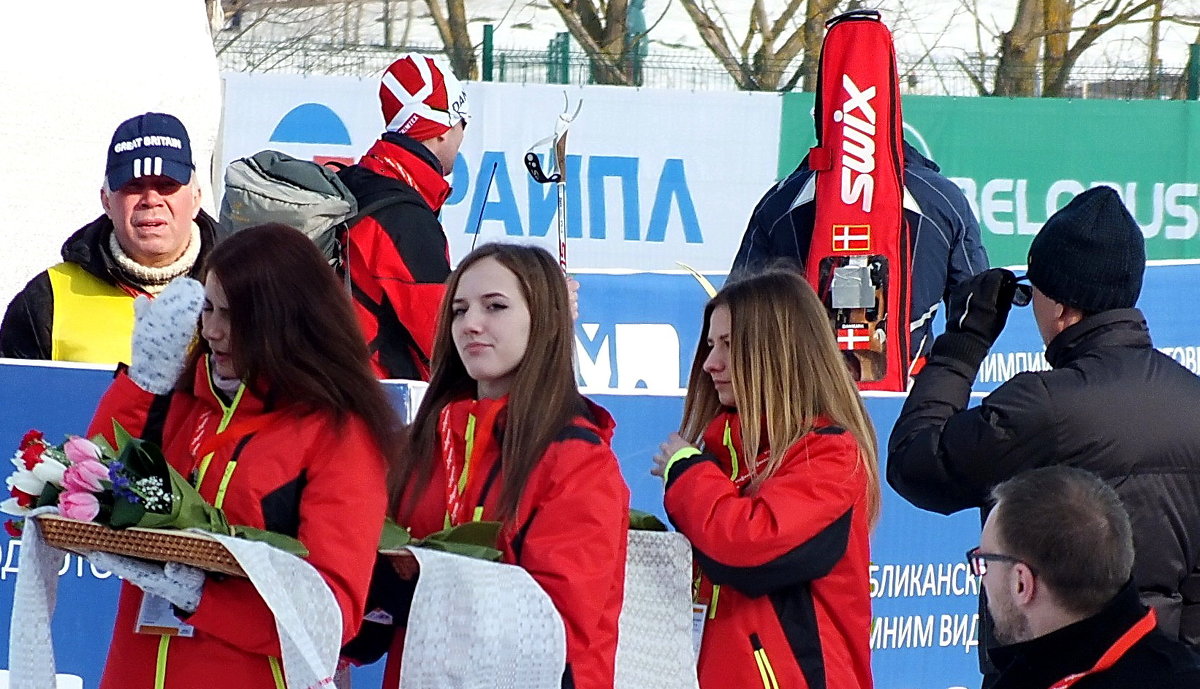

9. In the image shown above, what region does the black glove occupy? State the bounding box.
[932,268,1017,366]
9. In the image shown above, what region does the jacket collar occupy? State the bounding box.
[989,581,1149,688]
[61,210,220,288]
[191,356,267,416]
[359,133,451,212]
[1044,308,1152,369]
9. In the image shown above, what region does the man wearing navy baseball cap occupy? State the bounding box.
[0,112,220,363]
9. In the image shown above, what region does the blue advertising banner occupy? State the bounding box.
[2,263,1198,689]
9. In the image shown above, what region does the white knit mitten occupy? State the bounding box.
[88,552,206,613]
[128,277,205,395]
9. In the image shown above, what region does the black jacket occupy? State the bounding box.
[734,142,989,358]
[990,583,1200,689]
[889,309,1200,647]
[0,211,220,360]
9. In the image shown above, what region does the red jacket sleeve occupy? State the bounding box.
[664,429,864,596]
[86,370,169,443]
[512,441,630,689]
[171,416,389,653]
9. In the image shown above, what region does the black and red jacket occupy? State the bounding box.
[86,361,388,689]
[664,411,873,689]
[338,133,452,380]
[375,395,629,689]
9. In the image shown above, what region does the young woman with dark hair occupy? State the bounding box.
[377,243,630,689]
[652,269,880,689]
[86,223,398,689]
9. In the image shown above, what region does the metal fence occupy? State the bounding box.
[216,38,1190,99]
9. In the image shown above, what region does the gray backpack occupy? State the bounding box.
[220,150,358,264]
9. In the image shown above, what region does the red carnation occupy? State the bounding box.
[10,486,37,508]
[3,520,21,539]
[20,444,44,470]
[18,429,44,451]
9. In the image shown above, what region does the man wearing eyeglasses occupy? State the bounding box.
[887,186,1200,675]
[969,466,1200,688]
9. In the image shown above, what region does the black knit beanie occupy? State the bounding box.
[1026,186,1145,312]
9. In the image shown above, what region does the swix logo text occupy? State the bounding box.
[834,74,877,213]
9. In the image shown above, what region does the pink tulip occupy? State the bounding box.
[62,459,108,493]
[59,491,100,522]
[64,437,102,465]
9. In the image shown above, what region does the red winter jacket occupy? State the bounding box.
[381,396,630,689]
[338,134,453,381]
[87,361,388,689]
[664,411,874,689]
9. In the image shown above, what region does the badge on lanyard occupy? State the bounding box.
[135,593,195,637]
[691,602,708,663]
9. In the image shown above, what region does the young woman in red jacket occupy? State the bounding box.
[86,223,399,689]
[376,243,629,689]
[652,269,881,689]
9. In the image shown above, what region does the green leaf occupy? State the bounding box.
[232,526,309,557]
[378,518,413,551]
[409,521,504,562]
[35,483,62,509]
[629,509,667,531]
[109,494,147,529]
[418,521,502,550]
[112,421,134,453]
[90,434,116,457]
[415,540,503,562]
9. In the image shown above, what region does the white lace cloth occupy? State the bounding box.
[7,513,340,689]
[8,507,61,689]
[616,530,700,689]
[400,548,567,689]
[210,533,341,689]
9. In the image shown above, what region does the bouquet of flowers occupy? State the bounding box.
[3,424,305,558]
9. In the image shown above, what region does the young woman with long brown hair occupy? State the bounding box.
[375,242,629,689]
[652,269,880,689]
[86,223,398,689]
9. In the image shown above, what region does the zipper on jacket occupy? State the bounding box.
[750,633,781,689]
[723,420,740,480]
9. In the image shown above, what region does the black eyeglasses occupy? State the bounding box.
[1012,275,1033,308]
[965,546,1029,577]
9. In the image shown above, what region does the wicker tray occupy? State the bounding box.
[35,515,246,578]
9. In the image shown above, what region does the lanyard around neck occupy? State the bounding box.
[1047,608,1156,689]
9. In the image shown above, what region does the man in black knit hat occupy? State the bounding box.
[886,186,1200,680]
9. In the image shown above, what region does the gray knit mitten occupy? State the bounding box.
[88,552,206,613]
[128,277,206,395]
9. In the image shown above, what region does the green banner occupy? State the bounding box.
[779,94,1200,265]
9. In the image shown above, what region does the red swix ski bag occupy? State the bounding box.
[805,10,910,392]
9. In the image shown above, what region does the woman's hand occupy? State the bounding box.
[566,276,580,322]
[128,277,205,395]
[651,433,696,478]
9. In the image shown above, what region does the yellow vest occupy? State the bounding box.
[46,262,134,364]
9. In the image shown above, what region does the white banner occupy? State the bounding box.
[218,74,782,272]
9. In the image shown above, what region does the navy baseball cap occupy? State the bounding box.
[105,113,195,191]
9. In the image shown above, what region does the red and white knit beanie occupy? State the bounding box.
[379,53,468,140]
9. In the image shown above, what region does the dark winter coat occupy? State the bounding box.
[0,211,219,360]
[665,411,874,689]
[989,583,1200,689]
[337,133,452,381]
[734,142,988,359]
[889,309,1200,649]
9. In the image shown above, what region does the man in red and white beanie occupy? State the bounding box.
[337,53,469,380]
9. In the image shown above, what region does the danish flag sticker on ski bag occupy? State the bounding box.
[805,10,910,392]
